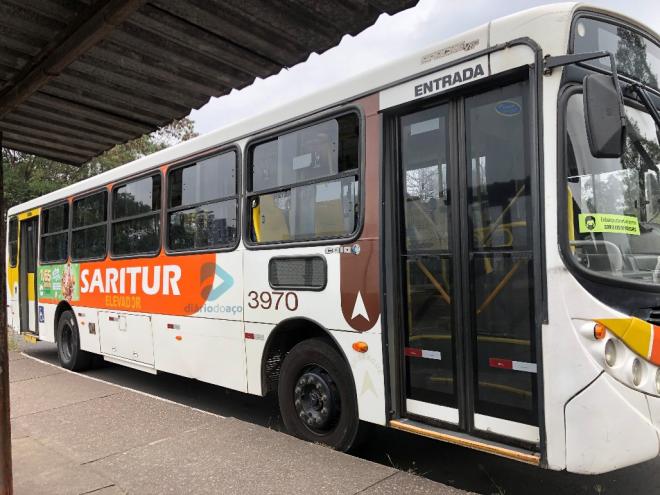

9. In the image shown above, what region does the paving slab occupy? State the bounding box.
[362,471,474,494]
[10,421,30,440]
[12,437,115,495]
[8,350,26,361]
[13,391,218,464]
[91,419,398,495]
[10,370,120,419]
[9,355,63,383]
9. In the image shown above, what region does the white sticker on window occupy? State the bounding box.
[292,153,312,170]
[410,118,440,136]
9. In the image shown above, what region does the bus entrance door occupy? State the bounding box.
[394,80,540,445]
[18,216,39,335]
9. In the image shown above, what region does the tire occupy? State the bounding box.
[278,338,360,451]
[56,310,93,371]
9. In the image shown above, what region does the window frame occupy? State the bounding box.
[8,216,18,268]
[39,200,71,265]
[109,170,163,259]
[70,188,109,262]
[165,145,241,255]
[243,106,365,249]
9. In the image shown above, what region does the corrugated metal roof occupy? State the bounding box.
[0,0,418,165]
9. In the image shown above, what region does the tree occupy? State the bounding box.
[2,117,197,210]
[616,26,658,89]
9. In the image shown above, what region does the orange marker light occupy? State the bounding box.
[352,341,368,353]
[594,323,607,340]
[175,335,182,341]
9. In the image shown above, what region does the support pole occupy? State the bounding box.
[0,131,13,495]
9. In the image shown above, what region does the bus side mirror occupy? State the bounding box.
[583,73,626,158]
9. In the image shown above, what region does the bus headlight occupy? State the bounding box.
[605,339,617,367]
[632,358,643,386]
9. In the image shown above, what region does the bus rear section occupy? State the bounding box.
[7,211,39,340]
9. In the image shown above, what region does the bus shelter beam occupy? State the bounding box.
[0,130,13,495]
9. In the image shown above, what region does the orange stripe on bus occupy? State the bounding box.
[650,325,660,365]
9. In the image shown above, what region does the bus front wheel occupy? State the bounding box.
[278,338,360,451]
[56,310,93,371]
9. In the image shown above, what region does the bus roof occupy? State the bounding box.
[8,2,655,216]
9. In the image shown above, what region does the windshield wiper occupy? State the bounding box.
[632,84,660,132]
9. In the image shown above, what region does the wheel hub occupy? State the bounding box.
[293,368,338,432]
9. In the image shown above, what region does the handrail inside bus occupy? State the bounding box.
[415,260,451,304]
[569,239,624,272]
[476,259,524,315]
[428,376,533,398]
[410,334,531,346]
[474,221,527,248]
[567,186,576,253]
[252,204,262,242]
[481,184,527,248]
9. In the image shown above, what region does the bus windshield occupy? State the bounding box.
[565,94,660,284]
[573,17,660,91]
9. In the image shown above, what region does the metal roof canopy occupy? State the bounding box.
[0,0,417,165]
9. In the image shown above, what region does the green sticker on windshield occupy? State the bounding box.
[578,213,640,236]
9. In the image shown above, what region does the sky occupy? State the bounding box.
[190,0,660,135]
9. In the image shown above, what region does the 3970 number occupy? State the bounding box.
[247,291,298,311]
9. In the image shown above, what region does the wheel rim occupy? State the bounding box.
[293,365,340,434]
[60,323,73,362]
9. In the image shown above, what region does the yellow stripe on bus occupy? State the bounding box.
[597,318,653,360]
[18,208,40,221]
[27,273,35,301]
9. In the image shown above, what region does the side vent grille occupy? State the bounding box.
[268,256,326,291]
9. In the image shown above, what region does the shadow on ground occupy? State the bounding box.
[22,342,660,495]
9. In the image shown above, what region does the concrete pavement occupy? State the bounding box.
[13,342,660,494]
[8,350,466,494]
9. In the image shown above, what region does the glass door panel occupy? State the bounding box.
[405,256,455,406]
[400,104,458,421]
[465,81,539,432]
[470,253,537,425]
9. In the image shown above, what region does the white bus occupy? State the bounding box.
[6,3,660,474]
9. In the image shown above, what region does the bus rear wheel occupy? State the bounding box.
[56,310,93,371]
[278,338,360,451]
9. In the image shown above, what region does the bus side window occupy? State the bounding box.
[40,203,69,263]
[8,217,18,267]
[71,191,107,261]
[167,150,238,251]
[248,113,360,244]
[111,175,161,256]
